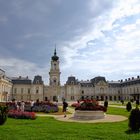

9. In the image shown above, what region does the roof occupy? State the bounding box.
[90,76,106,85]
[80,81,93,87]
[66,76,79,85]
[11,76,32,84]
[33,75,44,84]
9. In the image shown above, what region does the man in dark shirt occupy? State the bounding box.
[63,99,68,117]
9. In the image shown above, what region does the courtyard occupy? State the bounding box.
[0,103,140,140]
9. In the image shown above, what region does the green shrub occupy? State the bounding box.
[129,108,140,131]
[0,105,8,125]
[126,102,132,112]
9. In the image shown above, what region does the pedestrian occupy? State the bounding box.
[15,101,20,111]
[62,99,68,117]
[104,100,108,108]
[30,100,34,112]
[20,101,25,112]
[136,99,139,108]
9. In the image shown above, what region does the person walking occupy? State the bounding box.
[136,99,139,108]
[104,100,108,108]
[62,99,68,117]
[30,100,34,112]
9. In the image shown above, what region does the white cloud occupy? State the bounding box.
[61,0,140,81]
[0,0,140,83]
[0,58,49,83]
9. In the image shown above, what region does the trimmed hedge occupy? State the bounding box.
[0,105,8,125]
[129,108,140,131]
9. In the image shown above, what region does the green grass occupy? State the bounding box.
[107,106,130,117]
[108,102,137,107]
[0,107,140,140]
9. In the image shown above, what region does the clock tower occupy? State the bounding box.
[49,48,61,86]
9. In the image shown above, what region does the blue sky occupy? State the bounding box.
[0,0,140,84]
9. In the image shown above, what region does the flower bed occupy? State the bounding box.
[71,102,80,108]
[75,99,107,112]
[8,110,36,120]
[6,101,59,113]
[31,105,58,113]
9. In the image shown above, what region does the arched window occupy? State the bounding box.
[100,87,104,94]
[54,64,56,70]
[137,87,139,93]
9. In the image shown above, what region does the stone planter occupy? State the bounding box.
[74,110,105,120]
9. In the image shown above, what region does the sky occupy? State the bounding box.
[0,0,140,84]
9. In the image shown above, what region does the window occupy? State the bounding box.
[71,96,74,100]
[36,80,39,84]
[71,81,74,84]
[137,87,139,93]
[109,96,112,101]
[134,88,135,93]
[100,88,104,94]
[71,87,74,94]
[14,88,17,94]
[21,88,23,94]
[28,88,30,94]
[27,93,31,100]
[36,89,39,94]
[21,94,23,100]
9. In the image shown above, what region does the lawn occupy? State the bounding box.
[0,107,140,140]
[108,101,137,108]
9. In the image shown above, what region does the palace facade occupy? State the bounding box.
[0,69,12,102]
[1,50,140,102]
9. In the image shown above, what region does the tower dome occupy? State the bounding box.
[52,48,59,61]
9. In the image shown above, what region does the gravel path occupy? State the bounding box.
[36,106,128,123]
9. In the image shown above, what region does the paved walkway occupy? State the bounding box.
[36,106,128,123]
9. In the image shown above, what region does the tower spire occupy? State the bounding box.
[52,44,59,61]
[54,44,56,56]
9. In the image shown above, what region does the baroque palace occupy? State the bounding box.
[0,49,140,102]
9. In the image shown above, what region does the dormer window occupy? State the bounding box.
[71,81,74,85]
[36,80,39,84]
